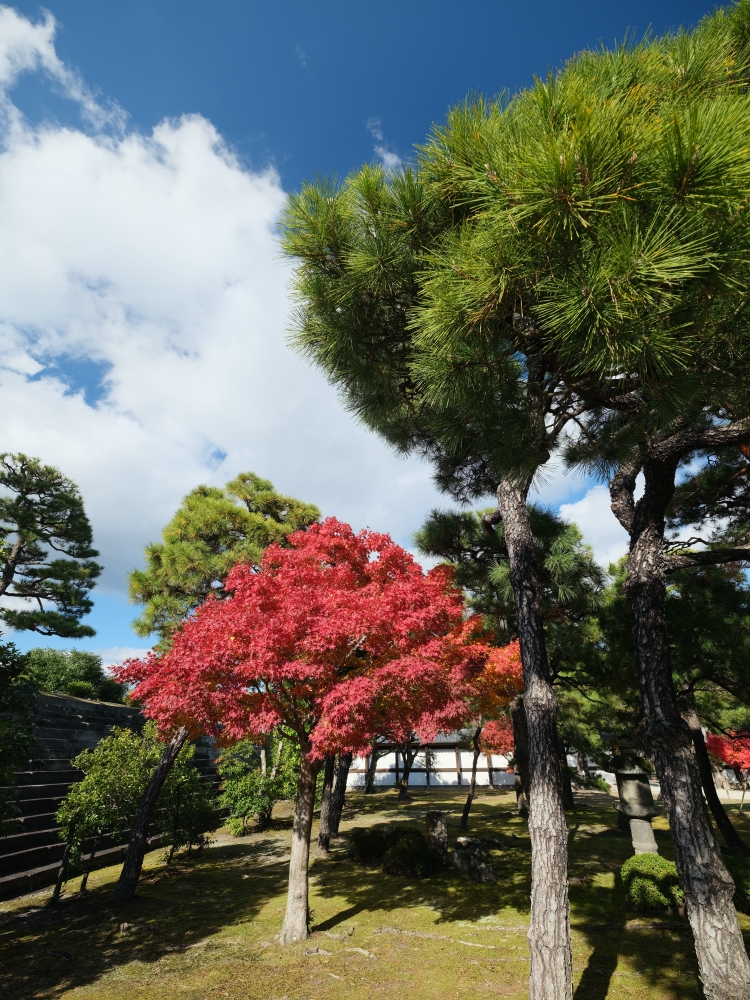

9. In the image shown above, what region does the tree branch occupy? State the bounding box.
[653,418,750,463]
[664,546,750,573]
[609,456,640,532]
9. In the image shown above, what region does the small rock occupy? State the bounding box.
[305,946,333,956]
[453,844,496,884]
[346,946,377,958]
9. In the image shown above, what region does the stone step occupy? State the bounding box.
[0,840,66,877]
[13,769,82,786]
[16,796,65,817]
[4,812,60,834]
[12,782,72,802]
[0,827,63,857]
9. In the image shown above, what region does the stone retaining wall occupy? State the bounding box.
[0,693,218,901]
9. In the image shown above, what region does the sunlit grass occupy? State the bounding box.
[1,788,748,999]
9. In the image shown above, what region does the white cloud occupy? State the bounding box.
[366,116,401,170]
[0,10,455,606]
[559,484,630,569]
[95,646,151,670]
[0,8,615,640]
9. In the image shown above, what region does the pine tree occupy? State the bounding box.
[0,453,101,638]
[281,7,750,993]
[128,471,319,646]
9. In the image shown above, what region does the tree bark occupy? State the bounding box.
[494,481,572,1000]
[683,697,749,857]
[364,746,385,793]
[80,832,103,892]
[397,740,417,801]
[613,458,750,999]
[560,751,575,811]
[460,726,482,832]
[329,752,352,837]
[112,726,188,905]
[279,751,318,944]
[317,755,335,853]
[49,825,75,906]
[511,695,530,818]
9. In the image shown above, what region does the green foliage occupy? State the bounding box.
[218,735,300,835]
[0,454,101,638]
[381,829,436,878]
[0,640,37,830]
[129,471,319,646]
[348,824,401,864]
[348,824,436,877]
[724,853,750,915]
[282,7,750,505]
[621,854,684,912]
[56,722,218,874]
[24,647,124,703]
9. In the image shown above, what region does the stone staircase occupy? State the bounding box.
[0,693,219,901]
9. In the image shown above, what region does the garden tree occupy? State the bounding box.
[24,647,124,703]
[283,7,750,994]
[316,755,336,850]
[129,471,320,647]
[0,453,101,638]
[219,733,299,834]
[117,519,497,944]
[0,641,36,830]
[600,558,750,856]
[707,733,750,786]
[456,639,523,830]
[416,507,605,809]
[54,724,217,902]
[328,752,353,837]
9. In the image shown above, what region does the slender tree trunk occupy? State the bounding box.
[112,726,188,905]
[494,481,572,1000]
[329,752,352,837]
[683,697,749,856]
[49,824,75,906]
[560,751,575,811]
[80,832,103,892]
[397,741,416,801]
[577,751,591,782]
[511,695,530,818]
[614,459,750,1000]
[317,755,335,853]
[364,747,383,793]
[460,726,482,832]
[279,751,318,944]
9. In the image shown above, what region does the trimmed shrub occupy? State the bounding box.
[382,830,436,878]
[621,854,684,912]
[348,825,401,863]
[725,853,750,915]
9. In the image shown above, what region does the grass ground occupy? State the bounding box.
[1,788,749,1000]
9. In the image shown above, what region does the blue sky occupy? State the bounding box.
[0,1,716,662]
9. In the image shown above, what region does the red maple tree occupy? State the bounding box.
[117,518,495,943]
[706,732,750,772]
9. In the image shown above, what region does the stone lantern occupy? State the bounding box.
[611,750,660,854]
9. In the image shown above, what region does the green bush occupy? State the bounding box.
[348,825,435,877]
[0,641,37,831]
[348,825,401,863]
[218,734,299,835]
[24,648,125,703]
[621,853,684,912]
[724,854,750,915]
[382,829,436,878]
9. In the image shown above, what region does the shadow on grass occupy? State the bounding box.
[0,838,290,1000]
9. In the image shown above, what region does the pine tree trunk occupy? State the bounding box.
[684,698,749,856]
[317,755,335,853]
[460,726,482,832]
[618,459,750,999]
[112,726,188,905]
[511,695,530,818]
[495,481,572,1000]
[279,752,318,944]
[329,752,352,837]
